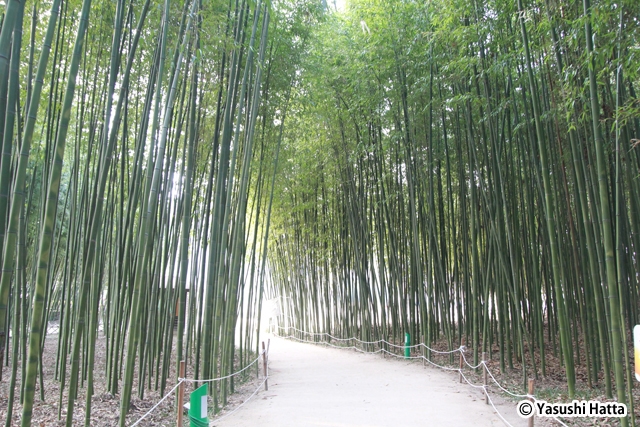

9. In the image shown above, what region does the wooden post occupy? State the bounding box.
[528,378,535,427]
[177,360,185,427]
[262,341,269,391]
[459,348,463,383]
[482,352,488,405]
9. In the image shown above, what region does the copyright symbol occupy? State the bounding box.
[517,400,534,418]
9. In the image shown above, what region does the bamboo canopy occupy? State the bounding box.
[0,0,638,425]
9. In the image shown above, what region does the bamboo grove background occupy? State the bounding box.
[0,0,319,424]
[267,0,640,425]
[1,0,639,424]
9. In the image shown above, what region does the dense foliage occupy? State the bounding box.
[1,0,639,424]
[0,0,316,425]
[267,1,640,425]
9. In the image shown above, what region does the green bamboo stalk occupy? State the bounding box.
[119,0,198,421]
[0,0,62,381]
[583,0,626,420]
[517,0,575,397]
[0,0,25,267]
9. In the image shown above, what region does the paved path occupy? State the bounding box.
[210,335,527,427]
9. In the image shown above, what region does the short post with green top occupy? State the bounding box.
[404,332,410,359]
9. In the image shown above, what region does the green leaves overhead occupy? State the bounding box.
[0,0,309,424]
[268,0,640,416]
[0,0,639,424]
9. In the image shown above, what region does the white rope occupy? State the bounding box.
[279,326,462,354]
[280,330,466,364]
[205,347,270,424]
[326,334,355,342]
[352,337,387,345]
[292,335,391,356]
[460,349,485,370]
[460,363,568,427]
[384,341,425,350]
[552,417,570,427]
[276,328,536,427]
[420,355,466,372]
[485,388,515,427]
[284,332,467,373]
[129,380,184,427]
[479,363,571,427]
[420,343,465,355]
[458,371,517,427]
[280,328,588,427]
[180,351,264,383]
[278,325,327,336]
[285,334,371,352]
[481,362,530,398]
[353,346,385,355]
[129,348,269,426]
[210,376,268,424]
[458,370,488,390]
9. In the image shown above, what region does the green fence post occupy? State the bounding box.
[404,333,410,359]
[189,384,208,427]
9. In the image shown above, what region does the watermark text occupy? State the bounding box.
[517,400,627,418]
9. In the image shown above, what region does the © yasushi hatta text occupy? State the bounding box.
[516,399,628,418]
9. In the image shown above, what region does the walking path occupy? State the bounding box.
[210,335,528,427]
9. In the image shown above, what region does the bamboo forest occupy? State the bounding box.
[0,0,639,424]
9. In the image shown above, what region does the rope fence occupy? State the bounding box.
[130,381,185,427]
[128,344,270,426]
[179,351,265,384]
[276,325,572,427]
[126,325,578,427]
[210,377,269,424]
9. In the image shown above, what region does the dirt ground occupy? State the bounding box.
[0,330,183,426]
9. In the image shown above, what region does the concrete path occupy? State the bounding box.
[210,335,527,427]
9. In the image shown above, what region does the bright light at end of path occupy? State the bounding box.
[333,0,346,13]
